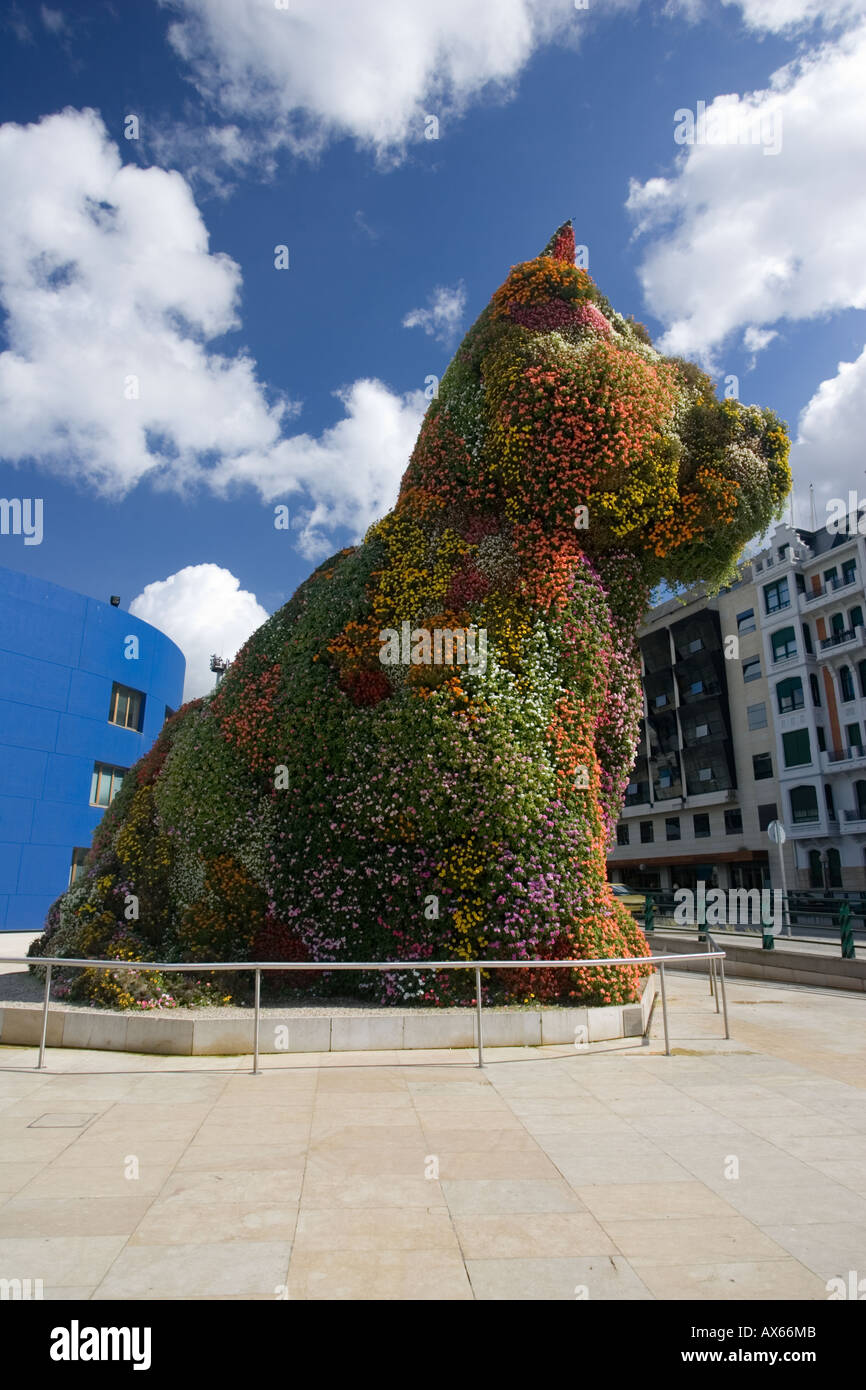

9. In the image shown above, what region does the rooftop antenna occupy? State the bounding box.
[809,483,817,531]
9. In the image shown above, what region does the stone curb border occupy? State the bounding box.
[651,933,866,993]
[0,975,657,1057]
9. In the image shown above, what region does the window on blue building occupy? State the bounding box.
[109,682,144,731]
[68,848,89,887]
[90,763,127,807]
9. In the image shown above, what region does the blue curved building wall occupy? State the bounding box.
[0,567,185,931]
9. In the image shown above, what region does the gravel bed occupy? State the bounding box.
[0,967,557,1017]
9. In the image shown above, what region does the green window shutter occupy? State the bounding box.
[782,729,811,768]
[772,626,796,659]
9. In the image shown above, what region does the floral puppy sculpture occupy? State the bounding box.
[32,224,790,1008]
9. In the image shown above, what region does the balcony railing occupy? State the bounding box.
[827,746,866,764]
[820,626,863,651]
[804,575,856,603]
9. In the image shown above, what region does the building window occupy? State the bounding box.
[743,657,761,683]
[758,803,777,831]
[753,752,773,780]
[688,638,704,654]
[840,666,856,702]
[809,850,823,889]
[616,823,629,846]
[810,673,822,707]
[689,680,704,696]
[747,702,767,730]
[776,677,804,714]
[824,567,838,588]
[657,768,672,788]
[843,559,857,586]
[858,660,866,699]
[737,609,756,634]
[802,622,813,655]
[109,683,144,731]
[164,705,176,724]
[782,729,811,768]
[698,767,713,783]
[845,722,863,751]
[68,847,88,888]
[666,817,681,841]
[825,784,836,820]
[654,693,668,707]
[90,762,127,808]
[640,821,653,844]
[771,626,797,662]
[790,784,819,824]
[693,813,711,838]
[827,847,842,888]
[817,725,826,752]
[695,722,709,738]
[724,809,743,834]
[764,578,790,614]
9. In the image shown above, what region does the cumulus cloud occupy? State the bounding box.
[402,283,467,348]
[159,0,629,167]
[0,108,424,553]
[209,380,427,560]
[626,18,866,360]
[791,346,866,519]
[130,564,270,700]
[708,0,866,30]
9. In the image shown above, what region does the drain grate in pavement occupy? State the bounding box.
[28,1114,96,1129]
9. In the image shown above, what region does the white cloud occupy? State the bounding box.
[0,108,424,554]
[0,108,289,493]
[791,345,866,519]
[402,283,467,348]
[743,326,778,352]
[130,564,269,701]
[627,20,866,360]
[159,0,629,166]
[210,379,427,561]
[723,0,866,30]
[666,0,866,29]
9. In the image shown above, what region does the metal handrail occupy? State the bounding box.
[3,949,728,1071]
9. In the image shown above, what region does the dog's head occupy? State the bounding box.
[402,221,790,593]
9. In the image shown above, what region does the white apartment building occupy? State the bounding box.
[609,518,866,894]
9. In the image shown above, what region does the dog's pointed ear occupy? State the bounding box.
[541,221,575,264]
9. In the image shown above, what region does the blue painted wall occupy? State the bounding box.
[0,567,185,930]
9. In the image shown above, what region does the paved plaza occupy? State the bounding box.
[1,968,865,1300]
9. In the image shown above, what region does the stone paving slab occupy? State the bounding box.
[0,970,864,1299]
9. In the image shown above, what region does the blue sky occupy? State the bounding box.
[1,0,865,695]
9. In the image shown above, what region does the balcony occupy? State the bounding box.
[786,814,825,839]
[677,682,723,706]
[819,625,865,655]
[822,746,866,773]
[840,809,866,834]
[800,575,858,611]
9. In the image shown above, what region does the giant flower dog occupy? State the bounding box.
[32,224,790,1007]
